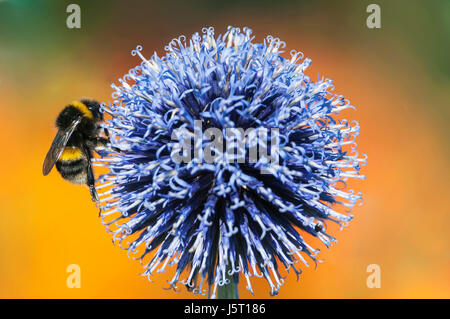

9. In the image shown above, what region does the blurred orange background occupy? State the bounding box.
[0,0,448,298]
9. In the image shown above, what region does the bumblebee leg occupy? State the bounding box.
[96,202,102,217]
[88,136,120,153]
[82,146,99,202]
[87,166,99,202]
[102,129,120,151]
[86,137,107,149]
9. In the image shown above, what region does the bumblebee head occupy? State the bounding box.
[81,99,103,122]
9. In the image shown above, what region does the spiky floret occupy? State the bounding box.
[96,26,366,297]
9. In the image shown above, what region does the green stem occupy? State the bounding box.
[217,271,239,299]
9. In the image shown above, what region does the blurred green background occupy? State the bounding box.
[0,0,448,298]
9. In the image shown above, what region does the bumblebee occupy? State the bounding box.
[42,99,110,202]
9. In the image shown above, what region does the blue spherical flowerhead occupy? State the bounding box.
[97,26,366,297]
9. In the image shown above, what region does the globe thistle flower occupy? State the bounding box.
[96,26,366,298]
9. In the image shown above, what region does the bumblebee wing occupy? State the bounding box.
[42,117,82,176]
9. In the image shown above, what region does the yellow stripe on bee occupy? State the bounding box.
[59,147,83,161]
[71,101,93,119]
